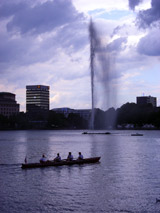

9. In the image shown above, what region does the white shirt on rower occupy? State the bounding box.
[40,156,47,162]
[78,154,83,160]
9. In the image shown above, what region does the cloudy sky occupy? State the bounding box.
[0,0,160,111]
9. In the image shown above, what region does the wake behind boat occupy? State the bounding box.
[21,157,101,169]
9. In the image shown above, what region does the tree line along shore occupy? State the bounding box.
[0,103,160,130]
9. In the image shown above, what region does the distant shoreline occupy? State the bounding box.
[0,127,160,131]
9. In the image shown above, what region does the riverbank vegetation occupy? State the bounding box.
[0,103,160,130]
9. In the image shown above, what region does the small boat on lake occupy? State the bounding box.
[82,132,111,135]
[131,133,143,136]
[21,157,101,169]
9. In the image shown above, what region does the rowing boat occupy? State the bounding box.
[21,157,101,169]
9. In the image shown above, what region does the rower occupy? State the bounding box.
[67,152,73,161]
[40,154,47,163]
[78,152,83,160]
[54,153,61,162]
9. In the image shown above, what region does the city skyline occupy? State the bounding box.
[0,0,160,112]
[1,86,157,113]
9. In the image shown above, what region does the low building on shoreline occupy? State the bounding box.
[136,96,157,107]
[0,92,20,117]
[52,107,91,121]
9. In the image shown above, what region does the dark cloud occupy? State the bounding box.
[107,37,127,52]
[137,29,160,56]
[0,0,87,66]
[0,1,27,19]
[0,0,84,35]
[137,0,160,28]
[0,32,57,65]
[0,25,87,66]
[0,35,24,63]
[129,0,160,56]
[55,21,88,52]
[128,0,143,10]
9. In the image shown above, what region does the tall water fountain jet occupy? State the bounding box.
[89,19,118,129]
[89,19,96,129]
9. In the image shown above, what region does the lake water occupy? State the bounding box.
[1,130,160,212]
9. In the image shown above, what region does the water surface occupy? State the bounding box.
[1,130,160,212]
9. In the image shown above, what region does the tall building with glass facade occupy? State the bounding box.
[26,85,49,113]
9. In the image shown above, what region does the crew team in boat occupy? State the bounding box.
[22,155,100,169]
[38,152,83,163]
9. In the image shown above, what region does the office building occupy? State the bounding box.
[52,107,91,120]
[0,92,19,117]
[26,85,49,113]
[136,96,157,107]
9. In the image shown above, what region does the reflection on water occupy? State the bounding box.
[1,130,160,212]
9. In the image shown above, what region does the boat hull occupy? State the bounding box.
[21,157,101,169]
